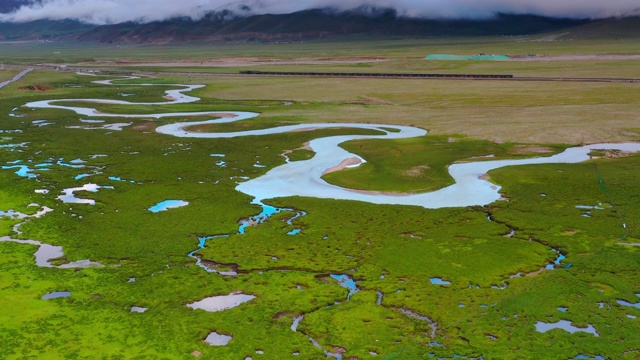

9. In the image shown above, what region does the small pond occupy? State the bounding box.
[187,293,255,312]
[330,274,358,300]
[430,277,451,285]
[148,200,189,213]
[204,331,232,346]
[42,291,71,300]
[535,320,599,336]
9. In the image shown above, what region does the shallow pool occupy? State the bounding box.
[187,293,256,312]
[535,320,599,336]
[42,291,71,300]
[204,331,232,346]
[148,200,189,213]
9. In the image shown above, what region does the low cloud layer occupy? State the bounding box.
[1,0,639,24]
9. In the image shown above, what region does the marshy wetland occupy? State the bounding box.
[1,39,640,359]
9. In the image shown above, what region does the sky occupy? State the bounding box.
[0,0,638,24]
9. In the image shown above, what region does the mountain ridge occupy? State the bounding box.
[1,9,639,43]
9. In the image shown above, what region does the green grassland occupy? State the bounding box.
[0,37,639,359]
[24,73,640,146]
[2,36,640,80]
[1,36,640,62]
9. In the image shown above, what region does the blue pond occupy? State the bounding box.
[148,200,189,213]
[3,165,36,178]
[535,320,599,336]
[42,291,71,300]
[430,277,452,285]
[330,274,358,300]
[545,249,566,270]
[617,297,640,309]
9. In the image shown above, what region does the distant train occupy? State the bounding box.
[239,70,514,79]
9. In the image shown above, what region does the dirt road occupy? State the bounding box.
[0,68,33,89]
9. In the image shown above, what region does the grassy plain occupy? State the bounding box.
[41,74,640,145]
[2,36,640,61]
[0,36,639,359]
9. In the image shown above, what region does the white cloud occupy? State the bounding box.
[1,0,638,24]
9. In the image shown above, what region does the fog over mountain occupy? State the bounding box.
[1,0,639,25]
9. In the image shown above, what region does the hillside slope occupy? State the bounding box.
[554,16,640,40]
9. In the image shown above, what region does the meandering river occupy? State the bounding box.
[24,75,640,209]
